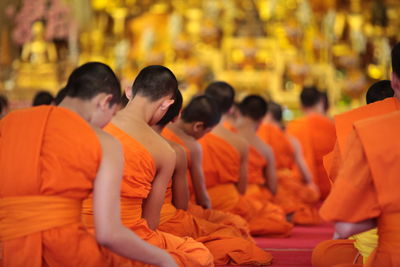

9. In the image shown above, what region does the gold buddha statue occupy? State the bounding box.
[15,21,59,93]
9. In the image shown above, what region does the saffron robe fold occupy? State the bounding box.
[320,111,400,267]
[257,122,320,225]
[0,106,130,267]
[158,182,272,265]
[162,128,253,240]
[324,97,400,183]
[200,133,292,236]
[287,113,336,200]
[82,123,214,267]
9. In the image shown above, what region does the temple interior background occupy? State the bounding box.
[0,0,399,117]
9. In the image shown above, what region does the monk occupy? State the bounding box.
[312,44,400,267]
[163,95,254,241]
[153,92,273,265]
[287,86,336,200]
[232,95,307,225]
[81,65,214,267]
[317,111,400,266]
[200,81,293,236]
[0,62,177,267]
[312,78,400,266]
[257,101,320,225]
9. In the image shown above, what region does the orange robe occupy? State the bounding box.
[82,123,214,267]
[287,112,336,200]
[320,111,400,267]
[200,133,293,236]
[257,122,320,225]
[162,128,253,241]
[313,98,400,267]
[324,97,400,183]
[158,182,272,265]
[0,106,130,267]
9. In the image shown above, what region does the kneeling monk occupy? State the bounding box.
[0,62,177,266]
[154,93,272,265]
[200,82,292,236]
[82,65,213,267]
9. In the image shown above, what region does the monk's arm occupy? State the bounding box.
[334,219,377,239]
[289,135,313,184]
[189,142,211,209]
[236,144,248,195]
[142,145,176,230]
[171,144,190,210]
[93,132,177,267]
[262,144,277,195]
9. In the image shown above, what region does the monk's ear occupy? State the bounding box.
[160,99,175,111]
[125,86,133,100]
[98,94,114,110]
[193,121,205,132]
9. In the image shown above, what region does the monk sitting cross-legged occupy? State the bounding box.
[200,82,293,236]
[287,86,336,200]
[312,43,400,267]
[82,65,214,267]
[162,96,254,241]
[0,62,178,267]
[257,101,320,225]
[230,95,299,229]
[152,92,273,265]
[316,111,400,267]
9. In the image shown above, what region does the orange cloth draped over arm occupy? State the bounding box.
[0,106,129,267]
[287,114,336,200]
[82,123,214,267]
[200,133,292,236]
[320,112,400,267]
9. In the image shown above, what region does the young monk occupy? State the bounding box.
[312,79,399,266]
[317,111,400,266]
[257,101,320,225]
[162,95,253,241]
[287,86,336,200]
[0,62,177,267]
[81,65,214,267]
[200,81,293,236]
[233,95,302,225]
[153,92,273,265]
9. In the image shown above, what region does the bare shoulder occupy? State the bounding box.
[145,130,175,167]
[92,127,123,155]
[255,136,273,159]
[185,138,201,154]
[167,140,187,160]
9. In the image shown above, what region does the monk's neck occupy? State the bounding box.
[59,98,94,124]
[235,117,258,133]
[302,107,323,116]
[212,114,231,133]
[172,120,192,138]
[114,97,155,126]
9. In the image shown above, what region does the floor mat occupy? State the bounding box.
[217,223,334,267]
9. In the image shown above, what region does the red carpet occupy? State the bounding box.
[217,223,334,267]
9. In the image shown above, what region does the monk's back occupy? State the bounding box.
[0,106,107,267]
[0,106,100,198]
